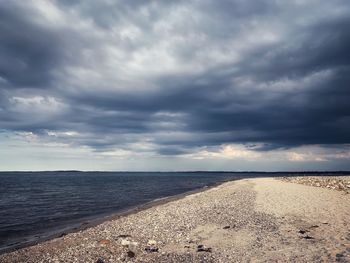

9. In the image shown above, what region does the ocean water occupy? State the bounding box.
[0,171,339,252]
[0,171,253,252]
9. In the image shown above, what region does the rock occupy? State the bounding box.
[96,258,104,263]
[59,233,67,238]
[98,239,111,246]
[147,239,157,245]
[298,230,308,234]
[121,239,130,247]
[128,241,138,253]
[145,246,159,253]
[223,225,230,229]
[127,251,135,258]
[302,235,314,240]
[197,245,212,252]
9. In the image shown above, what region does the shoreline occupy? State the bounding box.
[1,176,349,262]
[0,177,241,255]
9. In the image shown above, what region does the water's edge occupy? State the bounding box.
[2,172,348,255]
[0,177,238,255]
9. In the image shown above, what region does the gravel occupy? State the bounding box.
[279,175,350,193]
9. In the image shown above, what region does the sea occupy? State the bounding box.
[0,171,344,253]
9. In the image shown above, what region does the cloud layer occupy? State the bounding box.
[1,0,350,169]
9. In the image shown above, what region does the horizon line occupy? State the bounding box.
[0,170,349,173]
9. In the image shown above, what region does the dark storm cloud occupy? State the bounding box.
[0,0,349,155]
[243,16,350,82]
[0,2,63,87]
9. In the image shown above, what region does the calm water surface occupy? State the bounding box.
[0,171,333,252]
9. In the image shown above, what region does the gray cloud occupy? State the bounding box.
[0,0,349,157]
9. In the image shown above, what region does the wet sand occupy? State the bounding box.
[1,177,349,262]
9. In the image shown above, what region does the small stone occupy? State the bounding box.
[96,258,104,263]
[121,239,130,247]
[197,245,212,252]
[298,230,308,234]
[223,226,230,229]
[302,235,314,240]
[98,239,111,246]
[59,233,67,238]
[148,239,157,245]
[128,241,138,253]
[145,246,159,253]
[127,251,135,258]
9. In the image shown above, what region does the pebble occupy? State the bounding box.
[147,239,157,245]
[145,246,159,253]
[98,239,111,246]
[128,241,138,253]
[197,245,212,252]
[121,239,130,247]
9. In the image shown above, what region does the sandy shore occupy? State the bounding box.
[1,177,349,262]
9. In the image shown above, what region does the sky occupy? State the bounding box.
[0,0,350,171]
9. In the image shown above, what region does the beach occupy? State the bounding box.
[1,176,349,263]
